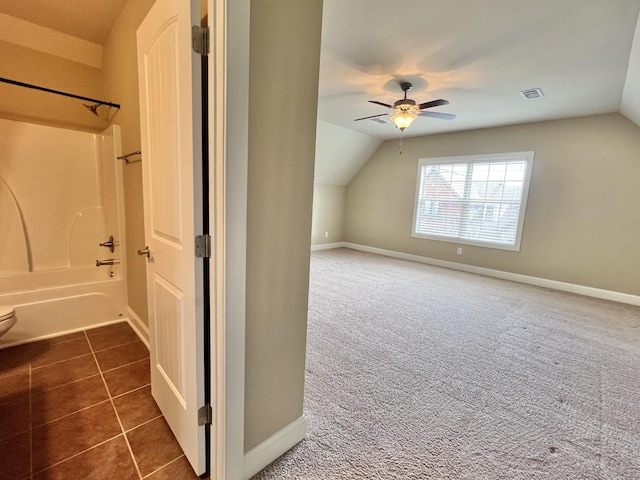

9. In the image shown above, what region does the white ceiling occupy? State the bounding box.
[318,0,640,140]
[313,0,640,186]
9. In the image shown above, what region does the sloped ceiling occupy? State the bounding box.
[621,13,640,127]
[316,0,640,186]
[314,120,382,186]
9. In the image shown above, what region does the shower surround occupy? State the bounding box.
[0,119,128,346]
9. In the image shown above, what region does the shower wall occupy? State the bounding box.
[0,119,127,345]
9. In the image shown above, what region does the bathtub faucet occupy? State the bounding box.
[99,235,119,253]
[96,259,120,267]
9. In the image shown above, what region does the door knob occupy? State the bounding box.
[137,246,150,258]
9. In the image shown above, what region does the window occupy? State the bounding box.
[412,152,534,251]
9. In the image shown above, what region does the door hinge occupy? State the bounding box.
[192,25,210,56]
[198,404,212,426]
[195,234,211,258]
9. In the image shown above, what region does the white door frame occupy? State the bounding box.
[208,0,249,479]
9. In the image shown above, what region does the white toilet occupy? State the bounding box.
[0,305,17,338]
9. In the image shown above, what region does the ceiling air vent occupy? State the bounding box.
[371,117,389,124]
[520,88,544,100]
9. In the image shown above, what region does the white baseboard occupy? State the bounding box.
[337,242,640,307]
[311,242,347,252]
[243,416,306,480]
[126,306,150,349]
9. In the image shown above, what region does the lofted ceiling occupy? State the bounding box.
[318,0,640,141]
[314,0,640,186]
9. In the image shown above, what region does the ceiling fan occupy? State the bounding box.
[355,82,456,132]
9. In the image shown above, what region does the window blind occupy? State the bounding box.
[412,152,534,251]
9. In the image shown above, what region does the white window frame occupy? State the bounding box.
[412,151,534,251]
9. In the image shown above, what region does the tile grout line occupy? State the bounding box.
[91,338,144,355]
[23,326,152,478]
[32,372,104,397]
[32,399,113,429]
[124,414,164,434]
[111,382,152,400]
[141,454,187,479]
[31,433,126,476]
[30,350,95,372]
[31,337,146,373]
[32,355,147,395]
[100,355,150,374]
[29,333,117,476]
[84,330,144,480]
[18,326,143,478]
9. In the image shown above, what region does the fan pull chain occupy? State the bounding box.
[399,134,404,155]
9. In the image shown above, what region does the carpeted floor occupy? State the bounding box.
[252,248,640,479]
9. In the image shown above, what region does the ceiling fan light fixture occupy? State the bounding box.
[391,105,419,131]
[353,81,455,133]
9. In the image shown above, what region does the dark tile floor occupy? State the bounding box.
[0,322,201,479]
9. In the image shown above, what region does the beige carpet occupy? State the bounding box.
[252,248,640,479]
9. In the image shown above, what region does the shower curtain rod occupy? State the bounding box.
[0,77,121,109]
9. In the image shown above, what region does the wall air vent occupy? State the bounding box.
[371,117,389,124]
[520,88,545,100]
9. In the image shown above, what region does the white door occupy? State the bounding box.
[137,0,206,474]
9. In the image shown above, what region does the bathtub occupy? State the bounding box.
[0,120,129,348]
[0,270,127,347]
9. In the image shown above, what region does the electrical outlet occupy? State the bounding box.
[324,231,329,238]
[456,247,463,255]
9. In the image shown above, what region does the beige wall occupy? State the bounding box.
[312,183,346,245]
[245,0,323,451]
[346,113,640,295]
[102,0,156,325]
[0,40,105,131]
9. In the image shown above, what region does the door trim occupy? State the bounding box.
[208,0,249,479]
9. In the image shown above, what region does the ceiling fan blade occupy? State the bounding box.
[418,99,449,109]
[354,113,390,121]
[419,111,456,120]
[368,100,393,109]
